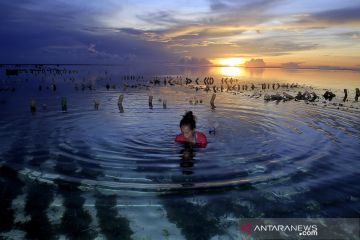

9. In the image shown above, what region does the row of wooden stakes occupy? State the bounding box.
[29,93,217,113]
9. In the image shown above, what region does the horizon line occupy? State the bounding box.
[1,63,359,72]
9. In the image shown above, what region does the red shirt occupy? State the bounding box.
[175,131,208,147]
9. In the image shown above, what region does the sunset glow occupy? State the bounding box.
[217,58,245,67]
[0,1,359,69]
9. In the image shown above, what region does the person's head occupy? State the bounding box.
[180,111,196,140]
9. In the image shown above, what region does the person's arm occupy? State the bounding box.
[196,132,208,147]
[175,134,185,142]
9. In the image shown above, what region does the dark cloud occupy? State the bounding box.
[307,6,360,24]
[209,0,229,11]
[281,62,303,69]
[0,28,178,64]
[0,1,178,64]
[179,57,211,66]
[343,32,360,39]
[206,0,284,25]
[234,38,319,56]
[244,59,266,68]
[136,10,185,27]
[209,0,282,13]
[118,28,145,35]
[0,1,89,30]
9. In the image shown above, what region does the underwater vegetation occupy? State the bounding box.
[95,194,133,240]
[163,199,224,240]
[0,166,24,232]
[24,184,54,240]
[58,182,95,239]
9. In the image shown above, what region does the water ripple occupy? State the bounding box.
[0,85,359,196]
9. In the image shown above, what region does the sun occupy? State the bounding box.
[218,58,245,67]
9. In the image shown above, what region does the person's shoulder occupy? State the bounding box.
[197,131,207,139]
[175,134,186,142]
[196,131,208,146]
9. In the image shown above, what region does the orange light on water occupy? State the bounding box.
[219,67,243,77]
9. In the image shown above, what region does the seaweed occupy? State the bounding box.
[95,194,133,240]
[23,184,54,239]
[0,166,24,232]
[54,147,97,240]
[204,197,257,219]
[162,199,224,240]
[59,193,95,239]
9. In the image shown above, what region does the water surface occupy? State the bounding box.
[0,64,359,239]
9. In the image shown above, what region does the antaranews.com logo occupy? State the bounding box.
[238,218,359,240]
[240,223,318,236]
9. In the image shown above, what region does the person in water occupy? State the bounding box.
[175,111,208,147]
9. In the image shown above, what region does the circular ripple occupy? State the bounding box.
[0,88,359,196]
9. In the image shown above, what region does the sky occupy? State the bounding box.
[0,0,359,68]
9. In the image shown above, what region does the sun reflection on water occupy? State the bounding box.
[219,67,243,77]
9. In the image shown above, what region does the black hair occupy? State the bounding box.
[180,111,196,130]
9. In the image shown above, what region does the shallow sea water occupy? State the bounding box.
[0,65,359,239]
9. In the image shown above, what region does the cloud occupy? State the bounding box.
[87,44,97,54]
[136,10,185,27]
[339,31,360,40]
[234,38,318,55]
[113,0,325,58]
[289,6,360,30]
[178,57,211,66]
[0,0,359,66]
[244,59,266,68]
[306,6,360,24]
[281,62,303,69]
[0,1,178,64]
[0,26,178,64]
[115,28,145,35]
[209,0,229,11]
[122,0,283,43]
[352,33,360,39]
